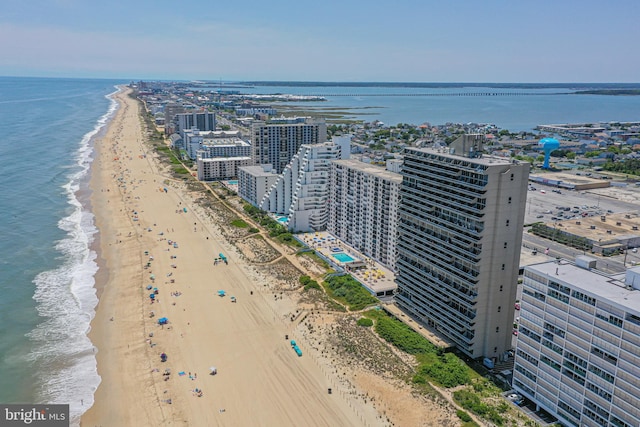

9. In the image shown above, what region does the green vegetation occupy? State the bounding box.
[297,250,331,271]
[454,387,508,426]
[415,352,471,387]
[230,219,249,228]
[530,223,591,251]
[456,410,473,422]
[173,166,189,175]
[322,275,378,311]
[248,227,260,234]
[299,275,321,291]
[602,158,640,176]
[361,310,472,390]
[242,204,302,247]
[356,317,374,327]
[374,315,436,354]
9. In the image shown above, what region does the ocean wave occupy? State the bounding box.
[26,87,119,426]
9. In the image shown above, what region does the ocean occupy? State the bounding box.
[0,77,122,425]
[0,77,638,426]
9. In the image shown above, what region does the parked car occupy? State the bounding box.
[507,393,525,405]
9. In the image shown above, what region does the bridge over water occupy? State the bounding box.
[306,92,566,97]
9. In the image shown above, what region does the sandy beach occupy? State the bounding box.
[81,87,464,427]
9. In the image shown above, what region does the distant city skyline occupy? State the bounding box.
[1,0,639,83]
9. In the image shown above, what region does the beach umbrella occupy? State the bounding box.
[209,366,217,375]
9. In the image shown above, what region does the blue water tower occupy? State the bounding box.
[538,138,560,169]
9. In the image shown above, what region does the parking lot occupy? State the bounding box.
[524,184,640,225]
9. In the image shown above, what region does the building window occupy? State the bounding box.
[496,327,500,333]
[501,264,505,270]
[510,173,514,181]
[498,306,501,312]
[500,285,503,292]
[504,242,508,249]
[508,196,512,204]
[506,220,510,227]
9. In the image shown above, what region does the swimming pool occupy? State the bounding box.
[332,252,356,263]
[277,216,288,223]
[227,180,239,185]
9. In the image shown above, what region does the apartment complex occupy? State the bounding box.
[238,164,280,207]
[259,137,349,232]
[196,155,252,181]
[163,103,186,135]
[251,117,327,174]
[175,110,216,136]
[395,135,530,359]
[182,129,250,160]
[327,159,402,271]
[514,259,640,427]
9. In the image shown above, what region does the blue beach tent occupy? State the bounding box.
[158,317,168,325]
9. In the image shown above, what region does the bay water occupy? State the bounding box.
[240,84,640,131]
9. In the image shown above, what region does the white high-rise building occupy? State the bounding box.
[259,136,350,232]
[395,135,530,359]
[327,160,402,271]
[238,164,280,207]
[514,259,640,427]
[251,117,327,174]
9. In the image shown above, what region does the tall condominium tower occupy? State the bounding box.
[515,260,640,427]
[175,110,216,136]
[395,135,530,359]
[327,159,402,272]
[260,137,349,232]
[163,103,186,135]
[251,117,327,174]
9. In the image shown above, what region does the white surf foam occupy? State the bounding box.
[27,87,119,426]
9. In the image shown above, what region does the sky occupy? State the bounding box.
[1,0,639,82]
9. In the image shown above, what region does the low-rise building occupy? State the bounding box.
[183,129,249,160]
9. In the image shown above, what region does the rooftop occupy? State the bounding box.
[332,159,403,183]
[238,165,278,176]
[526,260,640,313]
[409,146,525,167]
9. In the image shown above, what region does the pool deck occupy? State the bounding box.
[298,231,397,296]
[220,180,239,193]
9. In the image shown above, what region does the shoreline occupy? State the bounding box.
[81,88,387,426]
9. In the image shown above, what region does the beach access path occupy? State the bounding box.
[81,87,381,426]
